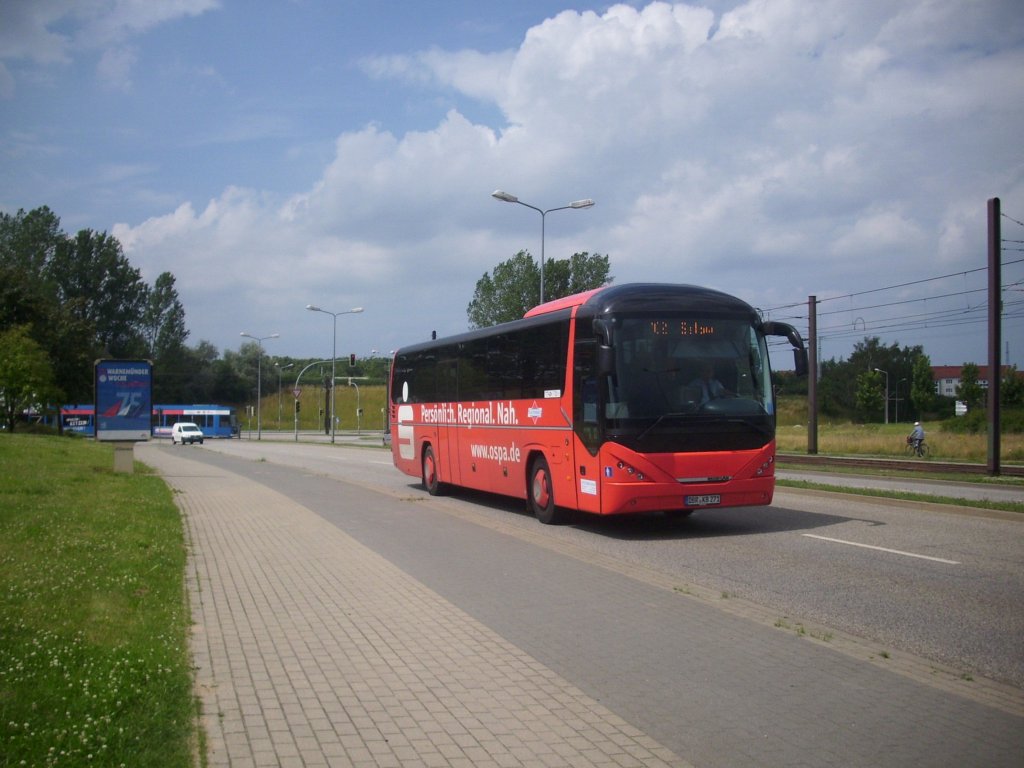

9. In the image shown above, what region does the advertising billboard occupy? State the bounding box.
[94,359,152,441]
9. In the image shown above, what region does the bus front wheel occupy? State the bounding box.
[422,445,445,496]
[529,455,568,525]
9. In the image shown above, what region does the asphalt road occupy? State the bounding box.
[192,438,1024,691]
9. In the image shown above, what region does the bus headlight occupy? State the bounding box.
[616,461,644,481]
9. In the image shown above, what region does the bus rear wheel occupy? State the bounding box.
[422,445,445,496]
[529,455,568,525]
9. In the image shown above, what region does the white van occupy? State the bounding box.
[171,422,204,445]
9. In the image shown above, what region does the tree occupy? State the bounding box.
[0,325,60,432]
[910,354,935,417]
[956,363,984,410]
[1,206,205,405]
[467,250,612,328]
[0,206,63,277]
[47,229,149,357]
[0,208,99,403]
[540,251,611,299]
[143,271,189,359]
[143,272,191,402]
[1002,365,1024,407]
[854,369,884,420]
[467,251,540,328]
[210,357,249,404]
[0,207,63,335]
[819,336,925,419]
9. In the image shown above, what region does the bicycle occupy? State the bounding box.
[905,437,929,458]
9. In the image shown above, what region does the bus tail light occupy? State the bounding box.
[754,455,774,477]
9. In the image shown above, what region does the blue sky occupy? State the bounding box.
[2,0,1023,371]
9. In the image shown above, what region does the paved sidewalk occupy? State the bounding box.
[138,444,689,768]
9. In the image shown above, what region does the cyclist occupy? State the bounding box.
[908,421,925,455]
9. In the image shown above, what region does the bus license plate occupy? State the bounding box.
[685,494,721,507]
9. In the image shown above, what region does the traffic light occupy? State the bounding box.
[294,400,300,414]
[349,353,356,366]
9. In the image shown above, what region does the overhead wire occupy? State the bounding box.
[757,209,1024,362]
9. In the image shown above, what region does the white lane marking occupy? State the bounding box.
[801,534,961,565]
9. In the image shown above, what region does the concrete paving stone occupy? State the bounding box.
[252,750,279,767]
[143,444,1024,767]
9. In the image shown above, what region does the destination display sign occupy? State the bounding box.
[649,319,717,337]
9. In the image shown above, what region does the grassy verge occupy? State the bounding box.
[0,434,196,767]
[774,397,1024,463]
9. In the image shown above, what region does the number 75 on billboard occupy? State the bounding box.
[94,359,153,442]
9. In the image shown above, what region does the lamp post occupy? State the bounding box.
[874,367,890,424]
[306,305,364,443]
[240,332,279,440]
[276,362,294,429]
[491,190,594,304]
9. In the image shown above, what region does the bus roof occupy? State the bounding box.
[396,283,759,356]
[524,283,759,320]
[523,287,605,317]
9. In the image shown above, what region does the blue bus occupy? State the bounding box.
[59,404,239,438]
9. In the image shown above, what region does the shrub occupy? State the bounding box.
[941,408,1024,434]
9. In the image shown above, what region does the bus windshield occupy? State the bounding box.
[600,315,774,453]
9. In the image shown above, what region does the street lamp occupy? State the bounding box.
[874,367,889,424]
[240,332,280,440]
[306,305,364,443]
[276,362,294,429]
[491,189,594,304]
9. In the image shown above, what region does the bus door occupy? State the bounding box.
[571,337,603,514]
[439,358,462,487]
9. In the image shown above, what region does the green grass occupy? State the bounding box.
[774,396,1024,463]
[0,434,197,767]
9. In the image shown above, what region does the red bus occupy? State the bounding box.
[389,283,807,524]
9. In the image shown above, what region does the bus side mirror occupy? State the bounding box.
[762,321,808,377]
[592,319,615,376]
[793,348,808,377]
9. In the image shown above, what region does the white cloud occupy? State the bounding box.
[0,1,73,64]
[0,0,219,91]
[74,0,221,48]
[363,47,515,105]
[96,45,136,90]
[831,208,928,258]
[93,1,1024,360]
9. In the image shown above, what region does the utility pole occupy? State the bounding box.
[988,197,1001,476]
[807,295,818,454]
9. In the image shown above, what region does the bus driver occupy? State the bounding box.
[690,362,727,405]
